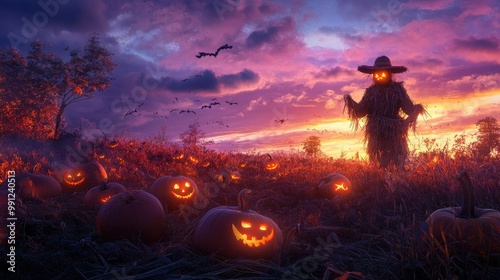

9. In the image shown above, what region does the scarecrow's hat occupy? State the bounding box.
[358,55,407,74]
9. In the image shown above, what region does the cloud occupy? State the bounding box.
[244,16,304,53]
[219,68,259,88]
[246,96,267,111]
[313,66,353,79]
[453,36,499,52]
[401,0,454,10]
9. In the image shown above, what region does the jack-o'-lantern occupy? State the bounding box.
[373,70,392,86]
[317,173,351,199]
[109,140,119,148]
[202,160,212,168]
[149,176,197,211]
[424,170,500,257]
[230,171,241,181]
[264,154,279,171]
[62,162,108,189]
[96,190,166,245]
[188,156,199,164]
[192,189,283,259]
[173,152,185,161]
[239,162,247,168]
[84,182,126,210]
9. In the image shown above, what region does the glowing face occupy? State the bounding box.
[232,220,274,247]
[173,153,184,160]
[171,181,194,199]
[230,172,241,181]
[373,70,391,85]
[188,156,199,164]
[64,171,85,186]
[265,161,279,171]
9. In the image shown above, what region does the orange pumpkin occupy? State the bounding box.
[84,182,126,210]
[373,70,391,86]
[192,189,283,259]
[264,154,279,171]
[63,162,108,189]
[149,176,197,211]
[317,173,351,199]
[424,170,500,257]
[96,190,166,245]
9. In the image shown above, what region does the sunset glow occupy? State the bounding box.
[1,0,498,157]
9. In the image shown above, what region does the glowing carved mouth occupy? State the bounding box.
[100,195,112,203]
[232,224,274,247]
[64,174,85,186]
[171,191,194,199]
[335,182,348,191]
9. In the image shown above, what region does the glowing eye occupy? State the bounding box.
[381,72,386,77]
[241,221,251,228]
[77,173,82,176]
[174,184,180,189]
[185,182,190,187]
[67,175,72,178]
[259,224,267,231]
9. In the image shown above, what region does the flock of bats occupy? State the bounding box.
[122,44,340,136]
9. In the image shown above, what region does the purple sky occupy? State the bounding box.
[1,0,499,158]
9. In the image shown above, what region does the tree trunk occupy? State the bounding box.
[53,105,65,140]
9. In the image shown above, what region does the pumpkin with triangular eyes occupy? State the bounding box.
[192,189,283,260]
[373,70,392,86]
[62,162,108,189]
[149,176,197,211]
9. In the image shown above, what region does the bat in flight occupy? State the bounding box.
[225,101,238,105]
[196,44,233,58]
[179,110,196,115]
[201,102,221,109]
[124,109,137,118]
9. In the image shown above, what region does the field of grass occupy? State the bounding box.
[0,136,499,279]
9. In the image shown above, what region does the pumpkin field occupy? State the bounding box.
[0,136,499,280]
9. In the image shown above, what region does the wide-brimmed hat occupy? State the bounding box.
[358,55,407,74]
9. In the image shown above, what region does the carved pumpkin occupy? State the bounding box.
[264,154,279,171]
[230,171,241,181]
[1,173,62,200]
[84,182,126,210]
[373,70,392,86]
[424,170,500,257]
[96,190,166,245]
[317,173,351,199]
[173,152,185,161]
[188,155,199,164]
[63,162,108,189]
[192,189,283,259]
[109,140,119,148]
[149,176,197,211]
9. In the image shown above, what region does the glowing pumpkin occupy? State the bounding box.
[188,155,199,164]
[264,154,279,171]
[424,170,500,257]
[173,152,185,161]
[96,190,166,245]
[63,162,108,189]
[192,189,283,259]
[230,171,241,181]
[84,182,126,210]
[373,70,391,86]
[149,176,197,211]
[317,173,351,199]
[109,140,119,148]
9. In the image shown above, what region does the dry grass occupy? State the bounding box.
[0,137,499,279]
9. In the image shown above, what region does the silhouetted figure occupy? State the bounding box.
[344,56,425,168]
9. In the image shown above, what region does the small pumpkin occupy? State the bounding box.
[188,155,199,164]
[317,173,351,199]
[1,173,62,200]
[84,182,126,210]
[96,190,166,245]
[373,70,391,86]
[109,140,119,148]
[192,189,283,259]
[424,170,500,257]
[63,162,108,189]
[230,171,241,182]
[149,176,197,211]
[173,152,185,161]
[263,154,279,171]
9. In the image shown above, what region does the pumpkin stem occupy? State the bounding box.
[99,181,108,191]
[123,191,134,204]
[267,154,272,160]
[457,169,476,219]
[237,189,252,212]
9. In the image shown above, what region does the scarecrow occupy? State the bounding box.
[344,55,425,168]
